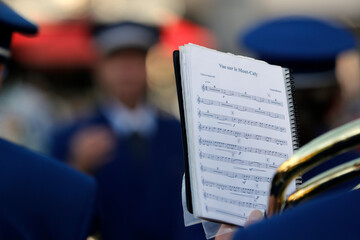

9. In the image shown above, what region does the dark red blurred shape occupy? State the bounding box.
[12,20,96,70]
[160,18,217,52]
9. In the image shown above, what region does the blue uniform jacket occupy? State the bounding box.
[234,189,360,240]
[0,138,97,239]
[50,109,206,240]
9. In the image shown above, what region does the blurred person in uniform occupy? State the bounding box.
[0,80,55,153]
[50,22,205,240]
[239,15,358,183]
[0,1,97,239]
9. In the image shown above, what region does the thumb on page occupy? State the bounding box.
[244,210,264,227]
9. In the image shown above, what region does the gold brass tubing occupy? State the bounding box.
[267,119,360,217]
[284,158,360,209]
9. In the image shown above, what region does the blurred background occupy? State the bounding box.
[1,0,359,154]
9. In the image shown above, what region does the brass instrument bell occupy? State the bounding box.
[268,119,360,216]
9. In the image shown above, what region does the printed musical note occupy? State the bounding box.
[198,123,287,145]
[199,138,288,159]
[202,84,283,107]
[198,97,285,120]
[198,110,286,132]
[199,151,279,169]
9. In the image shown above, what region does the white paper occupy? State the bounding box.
[180,44,296,226]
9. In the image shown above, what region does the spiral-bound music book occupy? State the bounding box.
[173,44,299,226]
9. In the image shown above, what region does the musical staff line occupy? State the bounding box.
[205,206,248,220]
[202,178,268,196]
[204,192,267,210]
[199,123,287,145]
[205,206,247,220]
[199,151,279,170]
[199,138,289,159]
[198,110,286,132]
[202,84,283,107]
[200,164,271,183]
[198,97,285,120]
[231,192,259,199]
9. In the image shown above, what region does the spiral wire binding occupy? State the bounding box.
[284,68,302,188]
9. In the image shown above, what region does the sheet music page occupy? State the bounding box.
[180,44,296,226]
